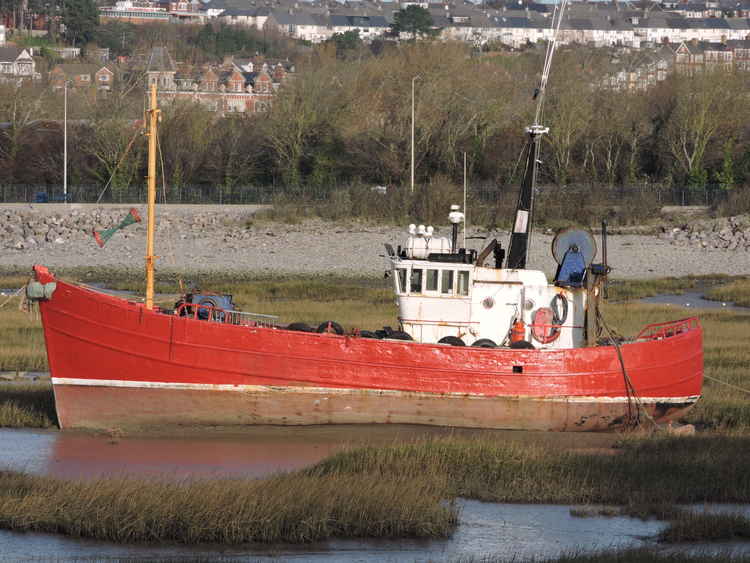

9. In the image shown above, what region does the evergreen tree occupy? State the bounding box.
[390,6,436,40]
[63,0,99,46]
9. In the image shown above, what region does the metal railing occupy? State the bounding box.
[635,317,700,341]
[174,303,278,328]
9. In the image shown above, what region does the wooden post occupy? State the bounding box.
[145,84,159,310]
[585,271,597,347]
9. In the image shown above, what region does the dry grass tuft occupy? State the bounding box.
[0,383,56,428]
[658,511,750,543]
[0,468,455,544]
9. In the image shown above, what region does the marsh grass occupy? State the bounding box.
[606,275,734,301]
[704,277,750,307]
[0,383,56,428]
[458,551,750,562]
[0,468,456,544]
[305,434,750,505]
[658,511,750,543]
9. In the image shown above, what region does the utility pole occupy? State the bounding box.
[411,75,420,194]
[63,80,67,204]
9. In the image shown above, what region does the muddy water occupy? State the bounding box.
[1,425,616,479]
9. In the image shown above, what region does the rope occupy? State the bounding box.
[95,127,143,204]
[596,308,658,430]
[0,286,23,309]
[156,124,178,270]
[704,374,750,395]
[534,0,569,126]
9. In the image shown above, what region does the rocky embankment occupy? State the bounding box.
[1,205,261,251]
[2,204,750,279]
[658,216,750,251]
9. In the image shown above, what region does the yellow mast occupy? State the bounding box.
[145,84,159,310]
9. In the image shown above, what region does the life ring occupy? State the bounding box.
[531,294,568,344]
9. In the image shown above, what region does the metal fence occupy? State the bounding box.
[0,182,730,207]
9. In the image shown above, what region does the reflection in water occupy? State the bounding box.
[1,425,617,480]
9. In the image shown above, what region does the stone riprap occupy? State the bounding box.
[1,205,750,280]
[658,216,750,251]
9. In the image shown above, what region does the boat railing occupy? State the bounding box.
[174,303,278,328]
[635,317,700,341]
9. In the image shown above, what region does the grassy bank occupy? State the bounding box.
[705,277,750,307]
[460,552,750,563]
[0,383,56,428]
[306,434,750,505]
[659,511,750,543]
[2,434,750,544]
[0,468,455,544]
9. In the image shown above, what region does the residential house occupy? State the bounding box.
[0,45,39,83]
[49,63,116,92]
[329,14,389,41]
[145,47,290,114]
[265,10,331,42]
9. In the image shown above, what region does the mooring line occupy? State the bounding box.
[704,374,750,394]
[0,286,23,310]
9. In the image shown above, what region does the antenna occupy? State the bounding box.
[463,151,467,250]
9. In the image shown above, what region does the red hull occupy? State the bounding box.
[34,269,703,432]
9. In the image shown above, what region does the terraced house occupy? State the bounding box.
[145,47,291,115]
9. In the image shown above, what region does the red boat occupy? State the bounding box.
[29,47,703,432]
[30,263,702,432]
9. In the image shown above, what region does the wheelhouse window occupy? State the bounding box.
[441,270,454,295]
[396,268,407,294]
[457,271,470,296]
[410,269,423,294]
[425,269,438,292]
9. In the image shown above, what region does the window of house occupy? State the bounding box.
[397,268,407,294]
[80,74,90,81]
[99,74,109,81]
[410,269,423,294]
[441,270,454,295]
[425,269,438,292]
[457,271,470,296]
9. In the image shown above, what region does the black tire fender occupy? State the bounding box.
[438,336,466,346]
[317,321,344,335]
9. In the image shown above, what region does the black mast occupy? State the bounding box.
[505,0,566,270]
[506,125,547,270]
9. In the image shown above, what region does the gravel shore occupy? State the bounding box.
[2,204,749,280]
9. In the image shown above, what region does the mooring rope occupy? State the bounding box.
[596,308,658,429]
[0,286,23,310]
[704,374,750,395]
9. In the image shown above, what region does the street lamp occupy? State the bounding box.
[411,74,420,194]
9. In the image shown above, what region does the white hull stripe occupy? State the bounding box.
[51,377,700,404]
